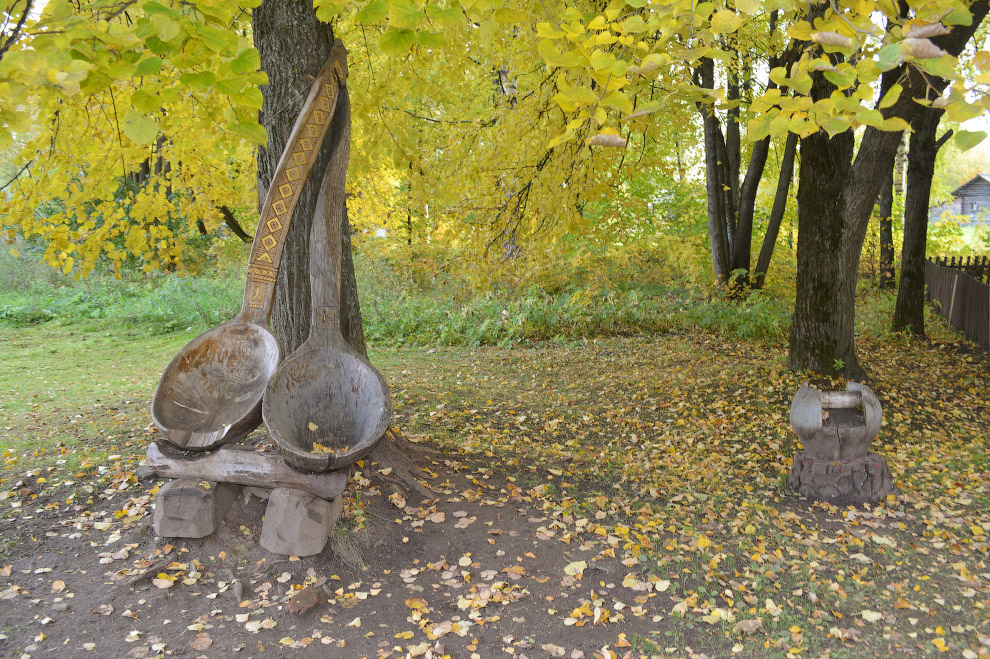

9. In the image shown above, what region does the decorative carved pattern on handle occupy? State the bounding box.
[242,44,348,319]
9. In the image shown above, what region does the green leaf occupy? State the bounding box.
[590,50,616,70]
[122,109,159,145]
[588,15,608,30]
[231,119,268,146]
[150,14,180,42]
[230,86,264,109]
[823,66,856,89]
[230,48,261,74]
[823,115,850,137]
[134,55,165,78]
[179,70,217,89]
[415,31,445,48]
[879,117,909,131]
[129,89,162,113]
[559,79,598,106]
[143,1,180,17]
[942,4,972,25]
[878,83,901,109]
[736,0,761,14]
[855,108,885,128]
[791,73,812,95]
[216,74,245,95]
[954,130,987,151]
[547,128,576,148]
[315,3,347,21]
[626,100,663,119]
[619,16,647,34]
[196,24,231,53]
[536,22,567,39]
[426,4,462,26]
[876,43,903,71]
[601,90,633,114]
[379,28,417,56]
[709,10,742,34]
[355,0,389,24]
[389,0,425,29]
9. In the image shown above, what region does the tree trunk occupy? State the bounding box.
[254,0,365,357]
[892,108,946,336]
[788,126,856,376]
[876,157,895,290]
[754,133,797,289]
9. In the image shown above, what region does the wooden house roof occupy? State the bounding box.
[951,174,990,197]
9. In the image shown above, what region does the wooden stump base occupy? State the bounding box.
[153,479,238,538]
[260,488,342,557]
[788,451,896,505]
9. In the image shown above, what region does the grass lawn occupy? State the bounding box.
[0,319,988,658]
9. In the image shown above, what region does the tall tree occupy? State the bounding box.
[892,106,950,336]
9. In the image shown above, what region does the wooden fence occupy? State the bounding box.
[930,255,990,284]
[925,259,990,350]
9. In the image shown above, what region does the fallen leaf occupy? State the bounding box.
[190,633,212,651]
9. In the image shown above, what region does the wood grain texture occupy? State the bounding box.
[263,80,391,473]
[152,479,238,539]
[146,442,348,500]
[151,45,347,451]
[260,489,341,556]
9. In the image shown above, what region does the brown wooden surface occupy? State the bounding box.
[151,44,348,451]
[926,259,990,350]
[146,442,348,500]
[262,80,391,473]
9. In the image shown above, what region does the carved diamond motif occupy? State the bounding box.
[293,152,307,165]
[279,183,293,198]
[272,200,287,215]
[262,235,277,250]
[286,167,300,181]
[300,138,314,151]
[266,218,282,234]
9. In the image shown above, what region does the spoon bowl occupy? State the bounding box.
[264,346,390,471]
[152,320,281,449]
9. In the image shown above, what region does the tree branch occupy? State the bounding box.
[0,0,34,65]
[218,205,253,243]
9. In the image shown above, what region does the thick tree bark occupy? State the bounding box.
[892,108,946,336]
[754,133,797,290]
[876,161,895,290]
[789,126,856,375]
[254,0,365,356]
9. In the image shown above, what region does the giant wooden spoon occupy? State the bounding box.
[262,87,391,472]
[151,44,347,451]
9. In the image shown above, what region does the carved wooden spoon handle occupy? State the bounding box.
[239,41,348,323]
[308,87,350,341]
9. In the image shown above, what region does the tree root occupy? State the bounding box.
[369,428,436,502]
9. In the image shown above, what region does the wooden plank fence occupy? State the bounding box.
[925,259,990,350]
[930,255,990,284]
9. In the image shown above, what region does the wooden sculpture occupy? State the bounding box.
[151,43,347,451]
[262,86,392,474]
[788,382,896,504]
